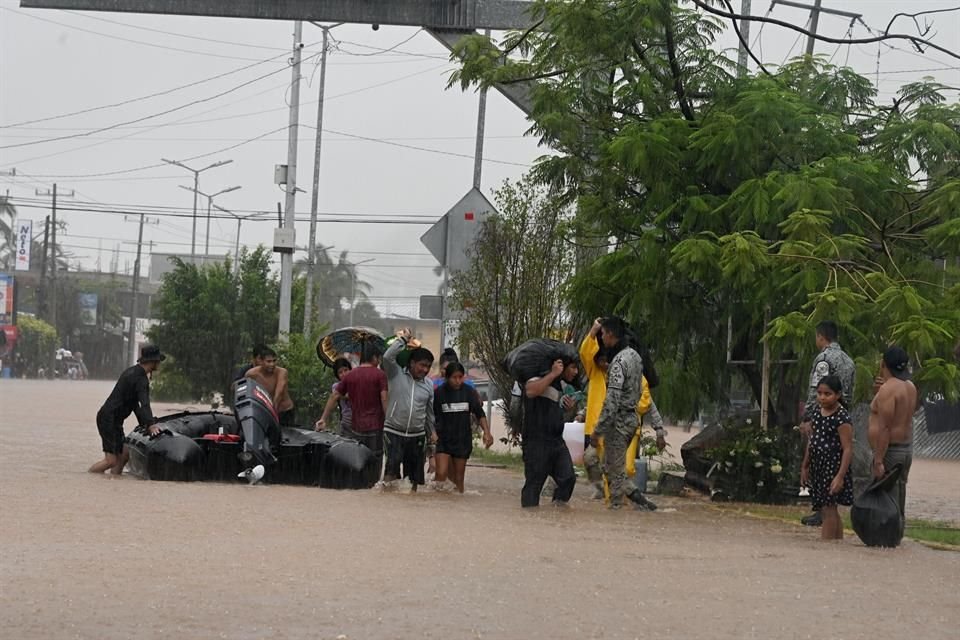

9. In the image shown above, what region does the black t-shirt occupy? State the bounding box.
[521,377,565,442]
[435,384,485,433]
[98,365,155,426]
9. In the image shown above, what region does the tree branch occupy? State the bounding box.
[663,11,697,121]
[690,0,960,61]
[884,8,960,38]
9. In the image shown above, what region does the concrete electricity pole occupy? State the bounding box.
[35,183,74,335]
[161,158,233,256]
[278,20,304,341]
[124,214,159,365]
[178,184,242,254]
[770,1,862,56]
[737,0,752,76]
[304,22,342,337]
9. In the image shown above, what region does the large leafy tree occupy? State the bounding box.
[452,0,960,423]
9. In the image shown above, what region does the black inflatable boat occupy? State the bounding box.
[125,379,375,488]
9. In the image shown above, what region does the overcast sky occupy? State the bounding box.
[1,0,958,317]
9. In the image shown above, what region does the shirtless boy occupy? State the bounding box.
[869,345,918,538]
[245,346,295,425]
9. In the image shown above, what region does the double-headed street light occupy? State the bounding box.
[179,184,242,255]
[162,157,233,255]
[213,204,263,275]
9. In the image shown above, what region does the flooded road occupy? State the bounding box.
[1,380,957,639]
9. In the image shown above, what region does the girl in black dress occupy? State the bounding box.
[800,375,854,540]
[433,362,494,492]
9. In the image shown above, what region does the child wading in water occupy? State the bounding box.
[801,375,854,540]
[433,362,494,493]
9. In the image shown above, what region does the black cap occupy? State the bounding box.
[882,346,910,380]
[138,344,166,363]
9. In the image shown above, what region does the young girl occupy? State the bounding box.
[801,375,854,540]
[433,362,494,493]
[316,358,352,433]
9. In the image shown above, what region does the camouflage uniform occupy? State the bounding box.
[803,342,856,421]
[594,346,644,506]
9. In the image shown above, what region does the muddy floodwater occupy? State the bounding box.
[1,380,958,639]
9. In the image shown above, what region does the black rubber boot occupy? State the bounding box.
[801,510,822,526]
[627,489,657,511]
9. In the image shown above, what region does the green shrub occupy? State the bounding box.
[707,419,803,503]
[151,358,197,402]
[274,330,334,427]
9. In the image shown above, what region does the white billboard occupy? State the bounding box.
[14,219,32,271]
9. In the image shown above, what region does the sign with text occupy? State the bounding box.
[15,219,32,271]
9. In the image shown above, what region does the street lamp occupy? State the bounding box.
[179,184,242,255]
[348,258,375,326]
[162,157,233,256]
[214,204,263,275]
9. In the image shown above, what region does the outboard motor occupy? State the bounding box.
[232,378,280,482]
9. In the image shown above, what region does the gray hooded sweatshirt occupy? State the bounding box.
[383,338,436,438]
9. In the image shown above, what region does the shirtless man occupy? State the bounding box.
[245,346,295,425]
[868,345,918,539]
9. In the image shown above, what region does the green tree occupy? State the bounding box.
[14,315,57,376]
[452,0,960,422]
[449,176,575,404]
[149,247,277,400]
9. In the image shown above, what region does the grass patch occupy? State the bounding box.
[469,447,524,471]
[713,503,960,549]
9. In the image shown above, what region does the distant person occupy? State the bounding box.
[800,375,854,541]
[869,346,918,540]
[799,321,855,527]
[245,347,295,425]
[88,344,165,476]
[433,362,493,493]
[382,328,436,492]
[317,358,354,433]
[74,351,89,379]
[316,348,387,487]
[518,356,580,508]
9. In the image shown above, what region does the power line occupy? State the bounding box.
[0,51,293,129]
[2,7,311,63]
[63,9,290,52]
[307,125,532,167]
[326,28,425,58]
[0,56,321,151]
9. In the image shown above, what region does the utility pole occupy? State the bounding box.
[177,184,241,255]
[124,214,159,365]
[162,158,233,256]
[472,28,492,189]
[38,215,50,318]
[304,22,342,337]
[278,20,304,340]
[805,0,822,55]
[737,0,752,76]
[770,1,862,56]
[35,183,73,337]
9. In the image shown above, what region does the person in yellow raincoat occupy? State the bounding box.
[580,319,666,501]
